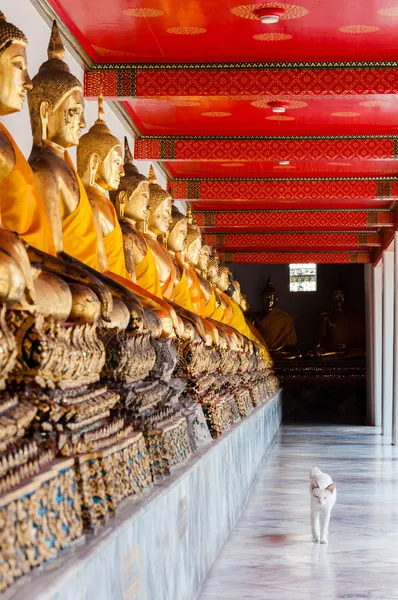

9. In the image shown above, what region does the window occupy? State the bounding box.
[289,263,317,292]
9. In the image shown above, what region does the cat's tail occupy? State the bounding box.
[309,467,322,479]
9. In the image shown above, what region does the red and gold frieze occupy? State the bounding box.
[135,136,398,161]
[85,65,398,98]
[195,209,393,230]
[171,177,398,201]
[218,251,371,264]
[205,231,381,249]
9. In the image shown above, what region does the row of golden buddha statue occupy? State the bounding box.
[252,277,365,360]
[0,13,278,591]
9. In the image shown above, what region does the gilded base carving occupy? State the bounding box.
[235,389,254,418]
[201,397,230,438]
[224,394,241,425]
[7,311,105,389]
[0,458,82,592]
[0,305,17,391]
[100,329,156,384]
[76,430,152,530]
[180,398,212,452]
[138,413,191,480]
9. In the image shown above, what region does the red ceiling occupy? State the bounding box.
[48,0,398,262]
[166,159,398,179]
[49,0,398,63]
[124,96,398,136]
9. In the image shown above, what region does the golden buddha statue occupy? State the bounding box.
[184,210,217,319]
[310,277,365,359]
[25,21,194,494]
[256,277,299,358]
[0,13,115,578]
[77,98,179,338]
[109,138,162,296]
[167,206,194,312]
[146,166,175,299]
[195,244,218,317]
[0,12,55,257]
[240,291,250,314]
[144,169,210,343]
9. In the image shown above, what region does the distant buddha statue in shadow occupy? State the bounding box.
[256,277,300,359]
[309,277,365,360]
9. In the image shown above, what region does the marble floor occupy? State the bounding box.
[199,425,398,600]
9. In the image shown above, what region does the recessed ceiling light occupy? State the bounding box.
[253,6,286,24]
[279,160,290,165]
[268,100,289,113]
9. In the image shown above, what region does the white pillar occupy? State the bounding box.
[373,263,383,428]
[364,264,374,425]
[393,233,398,445]
[382,248,394,438]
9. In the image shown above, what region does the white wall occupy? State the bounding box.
[0,0,168,189]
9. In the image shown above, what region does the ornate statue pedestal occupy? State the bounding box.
[0,457,83,593]
[76,430,151,529]
[132,410,191,481]
[5,392,281,600]
[179,396,212,453]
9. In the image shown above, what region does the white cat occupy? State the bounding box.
[309,467,336,544]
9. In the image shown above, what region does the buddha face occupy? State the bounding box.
[240,294,249,313]
[217,270,229,292]
[332,288,345,310]
[0,43,32,115]
[148,196,172,236]
[186,237,202,266]
[124,180,150,222]
[197,246,210,272]
[232,283,241,305]
[263,291,277,311]
[207,262,219,283]
[43,89,86,148]
[168,219,187,253]
[96,145,124,191]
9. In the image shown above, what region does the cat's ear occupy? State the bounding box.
[311,479,319,490]
[326,483,336,493]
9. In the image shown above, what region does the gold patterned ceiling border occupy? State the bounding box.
[217,250,372,265]
[136,134,398,140]
[87,60,398,70]
[194,208,392,213]
[85,64,398,98]
[135,135,398,160]
[205,229,381,235]
[171,175,398,182]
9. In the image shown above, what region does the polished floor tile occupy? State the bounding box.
[199,426,398,600]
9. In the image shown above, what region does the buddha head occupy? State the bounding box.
[109,138,149,224]
[167,206,187,253]
[232,279,242,305]
[216,266,230,292]
[207,248,219,284]
[77,95,124,191]
[147,165,172,237]
[185,208,202,266]
[0,12,31,116]
[28,21,86,148]
[197,245,211,274]
[240,292,250,314]
[262,277,278,312]
[332,276,347,311]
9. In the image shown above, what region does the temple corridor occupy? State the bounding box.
[199,425,398,600]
